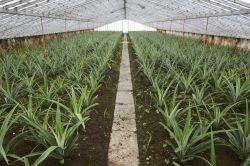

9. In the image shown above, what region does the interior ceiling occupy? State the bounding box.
[0,0,249,39]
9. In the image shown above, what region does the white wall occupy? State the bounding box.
[95,20,156,33]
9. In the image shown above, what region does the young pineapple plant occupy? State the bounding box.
[224,76,250,105]
[130,32,250,165]
[0,77,23,107]
[226,101,250,161]
[22,104,81,164]
[0,106,25,164]
[52,86,98,129]
[161,110,216,164]
[0,32,122,165]
[202,103,236,130]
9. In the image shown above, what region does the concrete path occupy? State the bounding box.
[108,34,139,166]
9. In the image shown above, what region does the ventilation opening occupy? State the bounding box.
[95,19,156,33]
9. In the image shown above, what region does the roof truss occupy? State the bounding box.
[0,0,249,39]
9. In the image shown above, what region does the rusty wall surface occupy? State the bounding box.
[0,29,94,54]
[157,29,250,50]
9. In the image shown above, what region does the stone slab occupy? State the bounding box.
[108,34,139,166]
[108,131,139,166]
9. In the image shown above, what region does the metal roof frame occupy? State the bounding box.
[0,0,249,39]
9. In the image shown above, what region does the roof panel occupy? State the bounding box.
[0,0,249,39]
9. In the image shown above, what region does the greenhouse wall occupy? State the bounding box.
[158,29,250,50]
[0,29,93,53]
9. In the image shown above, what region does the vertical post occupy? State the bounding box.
[40,16,46,43]
[128,20,129,33]
[40,16,44,35]
[182,19,185,37]
[78,21,81,33]
[170,20,172,33]
[122,20,124,33]
[204,17,209,43]
[40,16,47,48]
[65,18,67,32]
[40,17,44,37]
[64,17,67,37]
[205,17,209,35]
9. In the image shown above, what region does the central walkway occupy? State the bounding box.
[108,34,139,166]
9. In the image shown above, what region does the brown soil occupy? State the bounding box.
[128,38,169,166]
[41,41,122,166]
[0,39,122,166]
[128,36,242,166]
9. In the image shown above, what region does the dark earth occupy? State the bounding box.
[0,37,122,166]
[128,36,241,166]
[0,35,243,166]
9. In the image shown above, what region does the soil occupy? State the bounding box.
[128,36,242,166]
[0,38,122,166]
[0,34,243,166]
[41,40,122,166]
[128,37,169,166]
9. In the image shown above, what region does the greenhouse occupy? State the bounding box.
[0,0,250,166]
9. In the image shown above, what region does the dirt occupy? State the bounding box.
[128,36,242,166]
[0,39,122,166]
[128,38,170,166]
[0,34,243,166]
[41,41,122,166]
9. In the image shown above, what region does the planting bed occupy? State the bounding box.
[129,38,169,166]
[41,39,122,166]
[0,32,122,165]
[129,32,250,166]
[1,31,250,166]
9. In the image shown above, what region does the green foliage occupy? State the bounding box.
[19,72,36,94]
[130,32,250,164]
[226,101,250,160]
[52,86,98,129]
[161,110,212,164]
[224,76,250,104]
[160,85,183,127]
[0,32,122,164]
[210,131,217,166]
[0,77,23,106]
[15,146,58,166]
[0,106,24,164]
[22,105,80,163]
[202,103,236,130]
[191,82,211,106]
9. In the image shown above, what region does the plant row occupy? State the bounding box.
[130,32,250,166]
[0,32,122,165]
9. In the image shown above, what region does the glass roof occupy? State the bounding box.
[0,0,249,39]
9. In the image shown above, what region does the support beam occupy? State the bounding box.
[144,8,250,23]
[201,0,241,10]
[205,17,209,34]
[227,0,250,8]
[0,0,14,5]
[0,0,121,22]
[3,0,43,9]
[170,20,172,31]
[0,7,108,23]
[183,19,185,32]
[40,16,44,35]
[124,0,127,19]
